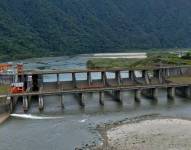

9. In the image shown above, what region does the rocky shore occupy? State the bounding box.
[87,116,191,150]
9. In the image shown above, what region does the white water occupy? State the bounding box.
[10,114,64,120]
[79,119,87,123]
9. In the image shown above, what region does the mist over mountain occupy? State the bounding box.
[0,0,191,60]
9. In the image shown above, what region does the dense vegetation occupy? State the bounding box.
[1,0,191,60]
[87,53,191,69]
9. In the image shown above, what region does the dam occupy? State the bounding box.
[2,65,191,113]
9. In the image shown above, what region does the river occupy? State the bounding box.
[1,54,191,150]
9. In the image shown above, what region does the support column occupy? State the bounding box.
[152,88,158,100]
[142,70,150,84]
[114,90,122,103]
[24,75,28,91]
[166,68,170,77]
[6,96,13,113]
[26,75,32,92]
[79,93,85,107]
[60,94,64,108]
[87,72,92,86]
[134,89,141,102]
[72,73,77,88]
[18,75,23,82]
[142,88,158,100]
[115,71,121,85]
[38,75,44,89]
[154,69,162,83]
[57,74,60,87]
[32,74,39,91]
[99,91,104,105]
[101,72,107,86]
[28,96,31,107]
[167,87,175,99]
[185,86,191,98]
[22,96,28,112]
[13,96,18,105]
[179,68,183,76]
[129,70,135,81]
[38,95,44,111]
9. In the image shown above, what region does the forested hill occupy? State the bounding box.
[0,0,191,60]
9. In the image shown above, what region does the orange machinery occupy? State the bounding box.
[10,64,25,94]
[0,64,12,73]
[10,82,25,94]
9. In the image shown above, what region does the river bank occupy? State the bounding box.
[88,116,191,150]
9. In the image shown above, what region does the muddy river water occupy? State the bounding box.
[0,54,191,150]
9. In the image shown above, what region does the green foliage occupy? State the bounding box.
[87,53,191,69]
[182,52,191,59]
[0,0,191,61]
[87,58,138,69]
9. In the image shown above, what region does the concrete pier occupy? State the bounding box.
[129,70,135,81]
[7,96,18,113]
[6,97,13,113]
[22,96,28,112]
[38,75,44,89]
[101,72,107,86]
[60,94,64,108]
[176,86,191,98]
[185,86,191,98]
[165,68,170,77]
[32,74,41,91]
[167,87,175,99]
[23,75,28,90]
[38,95,44,111]
[142,70,150,84]
[115,71,121,85]
[114,90,122,103]
[87,72,92,86]
[134,89,141,102]
[72,73,77,88]
[78,93,85,107]
[152,88,159,100]
[99,91,104,105]
[142,88,158,100]
[154,69,163,83]
[56,73,60,87]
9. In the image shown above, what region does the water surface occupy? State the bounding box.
[1,54,191,150]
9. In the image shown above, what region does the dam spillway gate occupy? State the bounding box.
[3,65,191,113]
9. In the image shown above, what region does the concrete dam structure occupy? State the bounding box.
[3,65,191,113]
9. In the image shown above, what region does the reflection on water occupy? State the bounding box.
[1,54,191,150]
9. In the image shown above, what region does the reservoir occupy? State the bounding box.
[1,54,191,150]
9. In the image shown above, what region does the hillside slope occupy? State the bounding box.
[0,0,191,60]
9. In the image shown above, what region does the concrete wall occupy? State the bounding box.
[0,104,9,114]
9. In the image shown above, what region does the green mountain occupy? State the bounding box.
[0,0,191,60]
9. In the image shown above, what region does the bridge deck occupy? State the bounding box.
[6,80,190,97]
